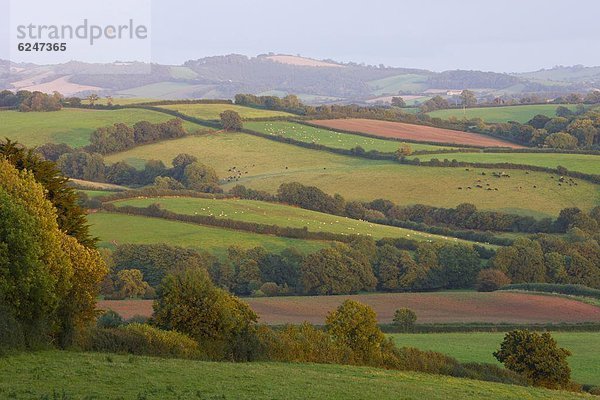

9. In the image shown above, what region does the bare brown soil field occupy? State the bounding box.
[310,118,525,148]
[98,292,600,324]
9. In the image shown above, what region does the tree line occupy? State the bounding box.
[0,90,63,111]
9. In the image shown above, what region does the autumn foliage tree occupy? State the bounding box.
[153,269,258,360]
[326,300,386,363]
[0,158,107,347]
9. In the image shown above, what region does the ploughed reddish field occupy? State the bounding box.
[98,292,600,324]
[309,118,525,148]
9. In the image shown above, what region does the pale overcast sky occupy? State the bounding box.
[1,0,598,72]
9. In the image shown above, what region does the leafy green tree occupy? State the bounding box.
[220,110,243,131]
[153,269,258,360]
[87,94,99,106]
[437,244,481,288]
[326,300,385,362]
[114,269,153,298]
[567,119,597,147]
[183,162,219,191]
[300,246,376,295]
[393,308,417,332]
[391,97,406,107]
[544,132,578,149]
[0,189,52,338]
[476,269,511,292]
[460,90,477,107]
[494,330,572,389]
[491,238,546,283]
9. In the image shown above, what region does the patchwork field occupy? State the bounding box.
[0,109,207,148]
[391,332,600,386]
[245,121,456,152]
[98,291,600,324]
[87,212,328,256]
[427,104,579,123]
[158,103,294,120]
[367,74,429,95]
[105,133,600,218]
[310,118,526,148]
[1,351,587,400]
[112,196,480,245]
[418,151,600,175]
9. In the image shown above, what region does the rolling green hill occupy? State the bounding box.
[87,212,328,256]
[0,108,208,148]
[112,196,482,246]
[104,133,600,218]
[367,74,429,95]
[391,332,600,386]
[0,351,588,400]
[427,104,578,123]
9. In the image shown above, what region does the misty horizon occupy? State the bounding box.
[2,0,600,73]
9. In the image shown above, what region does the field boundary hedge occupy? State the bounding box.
[499,283,600,300]
[380,322,600,333]
[102,203,371,244]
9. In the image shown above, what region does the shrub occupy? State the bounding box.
[256,323,353,364]
[393,308,417,332]
[477,269,511,292]
[97,310,124,329]
[494,330,572,389]
[259,282,280,296]
[79,324,200,359]
[220,110,243,131]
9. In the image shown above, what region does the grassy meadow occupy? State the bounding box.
[0,108,208,148]
[391,332,600,386]
[0,351,589,400]
[104,133,600,218]
[427,104,578,123]
[87,212,329,256]
[245,121,456,152]
[158,103,294,120]
[112,196,480,245]
[417,151,600,175]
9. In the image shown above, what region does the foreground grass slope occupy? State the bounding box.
[113,197,480,245]
[87,212,328,256]
[0,108,207,147]
[427,104,578,123]
[105,133,600,218]
[391,332,600,386]
[0,351,588,400]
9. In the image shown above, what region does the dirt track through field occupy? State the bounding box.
[98,292,600,324]
[310,118,525,148]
